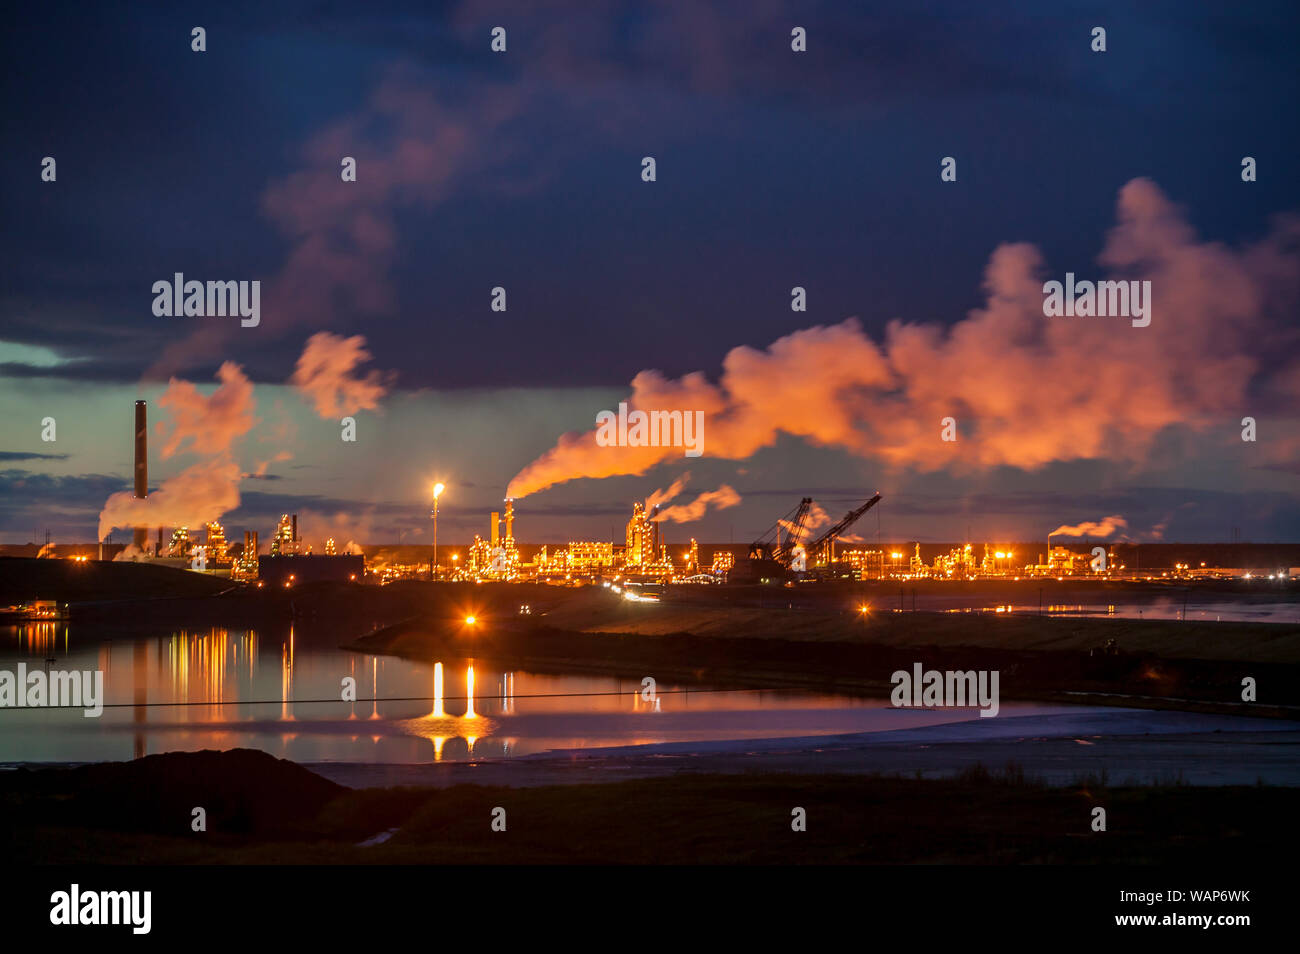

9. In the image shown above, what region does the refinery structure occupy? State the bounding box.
[16,399,1293,588]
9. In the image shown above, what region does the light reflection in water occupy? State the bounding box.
[14,622,65,655]
[347,657,357,721]
[0,623,1094,765]
[431,662,444,718]
[369,657,380,720]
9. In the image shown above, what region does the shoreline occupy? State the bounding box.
[298,707,1300,790]
[344,600,1300,718]
[8,715,1300,790]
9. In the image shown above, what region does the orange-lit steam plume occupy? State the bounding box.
[98,362,257,541]
[290,331,391,418]
[651,484,741,523]
[1050,515,1128,538]
[507,179,1300,498]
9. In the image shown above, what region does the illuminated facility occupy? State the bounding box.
[71,412,1298,585]
[465,501,522,580]
[270,514,301,556]
[167,526,192,559]
[232,531,259,581]
[205,522,230,565]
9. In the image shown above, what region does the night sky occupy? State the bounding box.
[2,0,1299,549]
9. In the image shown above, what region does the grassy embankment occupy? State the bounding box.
[3,749,1293,864]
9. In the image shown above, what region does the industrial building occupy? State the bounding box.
[73,398,1300,588]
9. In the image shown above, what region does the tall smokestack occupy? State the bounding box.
[491,511,500,547]
[291,514,298,543]
[133,401,148,550]
[134,401,147,497]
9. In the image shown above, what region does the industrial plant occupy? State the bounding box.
[7,399,1296,589]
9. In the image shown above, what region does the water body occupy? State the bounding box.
[954,601,1300,623]
[880,597,1300,623]
[0,621,1087,764]
[0,621,1289,770]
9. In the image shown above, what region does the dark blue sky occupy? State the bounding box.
[2,1,1299,546]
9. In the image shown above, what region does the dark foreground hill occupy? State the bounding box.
[2,749,1296,864]
[3,748,342,836]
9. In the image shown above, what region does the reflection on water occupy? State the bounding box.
[2,621,1088,765]
[932,599,1300,622]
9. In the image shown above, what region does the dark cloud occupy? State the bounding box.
[3,2,1297,389]
[0,451,70,461]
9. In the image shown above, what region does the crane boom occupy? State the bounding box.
[772,497,813,565]
[806,494,882,563]
[748,496,813,564]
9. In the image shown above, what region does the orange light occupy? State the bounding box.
[465,615,476,625]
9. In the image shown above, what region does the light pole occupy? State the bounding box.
[431,482,445,580]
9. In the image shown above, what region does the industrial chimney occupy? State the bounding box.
[133,400,148,550]
[651,504,661,559]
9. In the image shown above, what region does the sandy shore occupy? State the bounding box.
[305,709,1300,790]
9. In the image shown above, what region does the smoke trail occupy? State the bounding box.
[1049,515,1128,538]
[651,484,741,523]
[97,362,257,541]
[290,332,392,418]
[644,472,691,511]
[507,179,1300,498]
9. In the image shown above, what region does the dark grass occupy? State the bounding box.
[2,751,1294,864]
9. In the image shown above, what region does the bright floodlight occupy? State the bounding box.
[465,615,476,624]
[433,482,445,498]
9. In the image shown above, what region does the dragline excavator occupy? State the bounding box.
[803,493,882,568]
[744,493,882,571]
[747,497,813,565]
